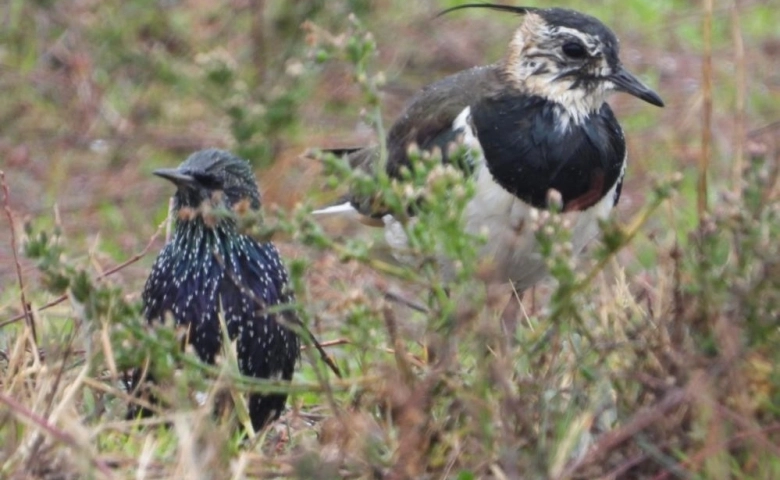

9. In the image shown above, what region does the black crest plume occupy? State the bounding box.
[437,3,534,18]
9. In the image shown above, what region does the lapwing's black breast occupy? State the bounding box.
[471,94,626,211]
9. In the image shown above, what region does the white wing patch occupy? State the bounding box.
[311,201,357,216]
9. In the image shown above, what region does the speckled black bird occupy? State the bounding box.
[137,148,299,430]
[313,4,663,291]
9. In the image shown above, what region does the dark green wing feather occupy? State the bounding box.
[345,65,503,216]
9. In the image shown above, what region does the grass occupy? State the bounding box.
[1,0,779,478]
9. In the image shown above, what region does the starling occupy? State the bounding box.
[313,5,663,291]
[137,148,299,430]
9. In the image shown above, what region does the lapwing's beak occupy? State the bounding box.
[153,168,196,186]
[609,66,664,107]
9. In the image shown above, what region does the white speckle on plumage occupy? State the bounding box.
[138,149,300,430]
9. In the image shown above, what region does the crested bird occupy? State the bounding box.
[133,148,299,430]
[313,4,663,292]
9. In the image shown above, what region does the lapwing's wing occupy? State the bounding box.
[340,65,504,218]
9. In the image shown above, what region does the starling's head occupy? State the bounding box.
[153,149,261,224]
[440,4,663,124]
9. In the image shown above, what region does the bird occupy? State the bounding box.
[131,148,300,431]
[312,4,663,292]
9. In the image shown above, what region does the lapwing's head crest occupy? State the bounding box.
[439,4,663,124]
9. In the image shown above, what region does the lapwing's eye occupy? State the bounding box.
[562,42,587,59]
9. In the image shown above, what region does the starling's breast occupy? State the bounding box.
[470,94,626,211]
[141,220,293,360]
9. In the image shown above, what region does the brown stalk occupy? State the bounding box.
[386,373,441,480]
[730,0,746,191]
[300,338,350,350]
[1,170,37,347]
[249,0,266,85]
[383,304,415,384]
[699,0,713,219]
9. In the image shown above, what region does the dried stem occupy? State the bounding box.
[699,0,713,219]
[730,0,746,191]
[383,304,414,384]
[300,337,350,350]
[1,171,37,347]
[249,0,266,85]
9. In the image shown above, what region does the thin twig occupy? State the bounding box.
[249,0,266,84]
[1,171,37,345]
[304,326,343,378]
[383,347,427,368]
[383,305,414,384]
[699,0,713,218]
[730,0,746,191]
[604,452,653,479]
[300,338,350,350]
[82,375,162,419]
[383,288,428,313]
[747,120,780,137]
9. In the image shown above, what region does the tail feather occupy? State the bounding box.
[303,147,364,160]
[322,147,363,157]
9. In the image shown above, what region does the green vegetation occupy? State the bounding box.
[1,1,778,478]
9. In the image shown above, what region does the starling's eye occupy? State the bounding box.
[193,173,222,190]
[562,42,587,59]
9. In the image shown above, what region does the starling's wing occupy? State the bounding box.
[142,239,227,363]
[220,238,299,429]
[316,65,503,219]
[133,235,226,422]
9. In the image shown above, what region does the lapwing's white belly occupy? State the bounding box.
[381,161,617,290]
[461,160,618,290]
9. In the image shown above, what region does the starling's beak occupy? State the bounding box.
[609,66,664,107]
[153,168,196,187]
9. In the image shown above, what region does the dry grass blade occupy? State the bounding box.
[1,171,37,346]
[730,0,746,190]
[0,392,114,478]
[699,0,713,218]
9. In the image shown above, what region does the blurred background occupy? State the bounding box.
[1,0,778,294]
